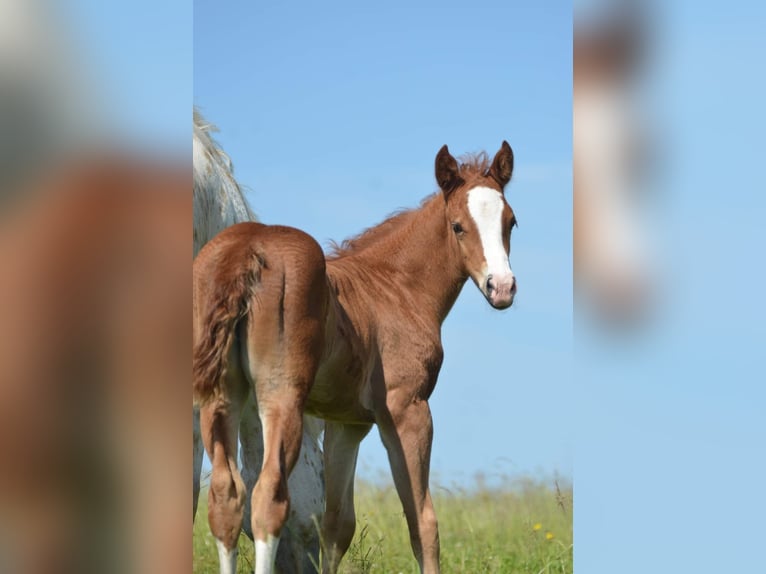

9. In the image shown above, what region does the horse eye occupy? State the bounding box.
[451,222,464,234]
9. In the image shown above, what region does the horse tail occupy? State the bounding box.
[193,247,262,405]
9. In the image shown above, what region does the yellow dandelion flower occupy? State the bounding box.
[545,532,554,541]
[532,523,542,531]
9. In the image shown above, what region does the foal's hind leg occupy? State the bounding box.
[250,384,310,574]
[200,370,249,574]
[242,227,328,574]
[241,398,325,574]
[321,422,372,574]
[193,405,204,520]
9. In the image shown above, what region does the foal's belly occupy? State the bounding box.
[304,363,375,424]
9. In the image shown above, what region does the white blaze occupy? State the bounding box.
[467,186,513,282]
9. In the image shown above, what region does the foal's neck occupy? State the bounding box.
[352,195,467,324]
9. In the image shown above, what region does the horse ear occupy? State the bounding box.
[435,145,463,196]
[490,141,514,189]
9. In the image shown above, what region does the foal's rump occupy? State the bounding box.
[193,222,328,406]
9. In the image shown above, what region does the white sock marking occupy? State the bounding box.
[254,535,280,574]
[216,539,238,574]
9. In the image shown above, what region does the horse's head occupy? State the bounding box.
[436,142,517,309]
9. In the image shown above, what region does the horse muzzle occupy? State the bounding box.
[486,273,516,309]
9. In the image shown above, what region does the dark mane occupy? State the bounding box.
[327,194,440,260]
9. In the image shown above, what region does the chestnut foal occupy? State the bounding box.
[193,142,518,574]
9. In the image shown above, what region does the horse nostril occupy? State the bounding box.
[486,275,495,292]
[510,279,517,294]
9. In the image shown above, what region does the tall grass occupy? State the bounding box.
[193,476,572,574]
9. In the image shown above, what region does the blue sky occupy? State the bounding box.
[194,0,573,483]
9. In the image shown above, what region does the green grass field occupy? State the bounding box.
[193,475,572,574]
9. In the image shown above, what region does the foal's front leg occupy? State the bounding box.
[378,398,440,574]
